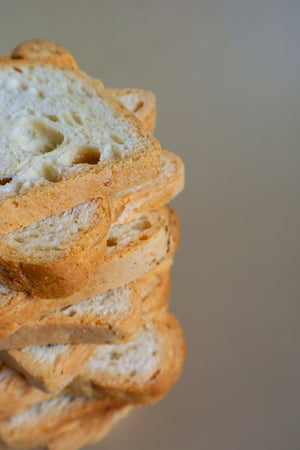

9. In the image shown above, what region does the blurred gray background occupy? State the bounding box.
[0,1,299,449]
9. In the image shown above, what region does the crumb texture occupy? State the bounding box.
[0,66,142,198]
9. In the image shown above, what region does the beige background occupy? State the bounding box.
[0,1,299,449]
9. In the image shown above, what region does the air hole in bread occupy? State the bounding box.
[16,119,64,154]
[107,237,118,247]
[62,113,73,126]
[130,370,137,377]
[46,115,59,123]
[13,67,22,73]
[38,91,45,99]
[0,177,12,186]
[133,220,151,231]
[139,235,148,241]
[43,165,61,183]
[134,101,144,113]
[73,147,100,165]
[109,134,124,145]
[67,310,76,317]
[71,111,83,125]
[110,352,121,360]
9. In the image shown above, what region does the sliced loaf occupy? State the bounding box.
[0,39,160,235]
[0,206,176,340]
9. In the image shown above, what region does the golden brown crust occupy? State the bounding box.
[11,39,78,70]
[109,88,156,133]
[111,150,184,225]
[0,40,161,235]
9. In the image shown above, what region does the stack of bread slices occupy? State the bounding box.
[0,40,186,450]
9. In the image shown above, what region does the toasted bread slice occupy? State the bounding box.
[0,265,171,349]
[0,39,160,235]
[69,313,186,405]
[0,198,110,298]
[0,207,176,341]
[109,88,156,133]
[0,282,142,348]
[0,393,128,449]
[0,344,95,393]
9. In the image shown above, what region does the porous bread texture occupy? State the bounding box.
[111,150,184,225]
[109,88,156,133]
[0,40,161,235]
[0,206,177,341]
[69,314,187,405]
[0,197,110,297]
[0,344,95,393]
[0,393,127,450]
[0,283,142,348]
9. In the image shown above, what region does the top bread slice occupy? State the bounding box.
[0,393,128,450]
[0,39,160,235]
[0,198,110,298]
[109,88,156,133]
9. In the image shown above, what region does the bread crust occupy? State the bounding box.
[0,40,161,235]
[111,150,184,225]
[109,88,156,133]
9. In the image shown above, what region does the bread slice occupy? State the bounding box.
[109,88,156,133]
[0,282,142,348]
[0,361,50,420]
[0,263,171,349]
[68,313,186,405]
[0,39,160,235]
[0,393,128,449]
[0,206,175,340]
[0,198,110,298]
[0,344,95,393]
[111,149,184,225]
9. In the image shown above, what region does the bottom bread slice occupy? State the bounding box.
[0,393,128,450]
[68,313,186,405]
